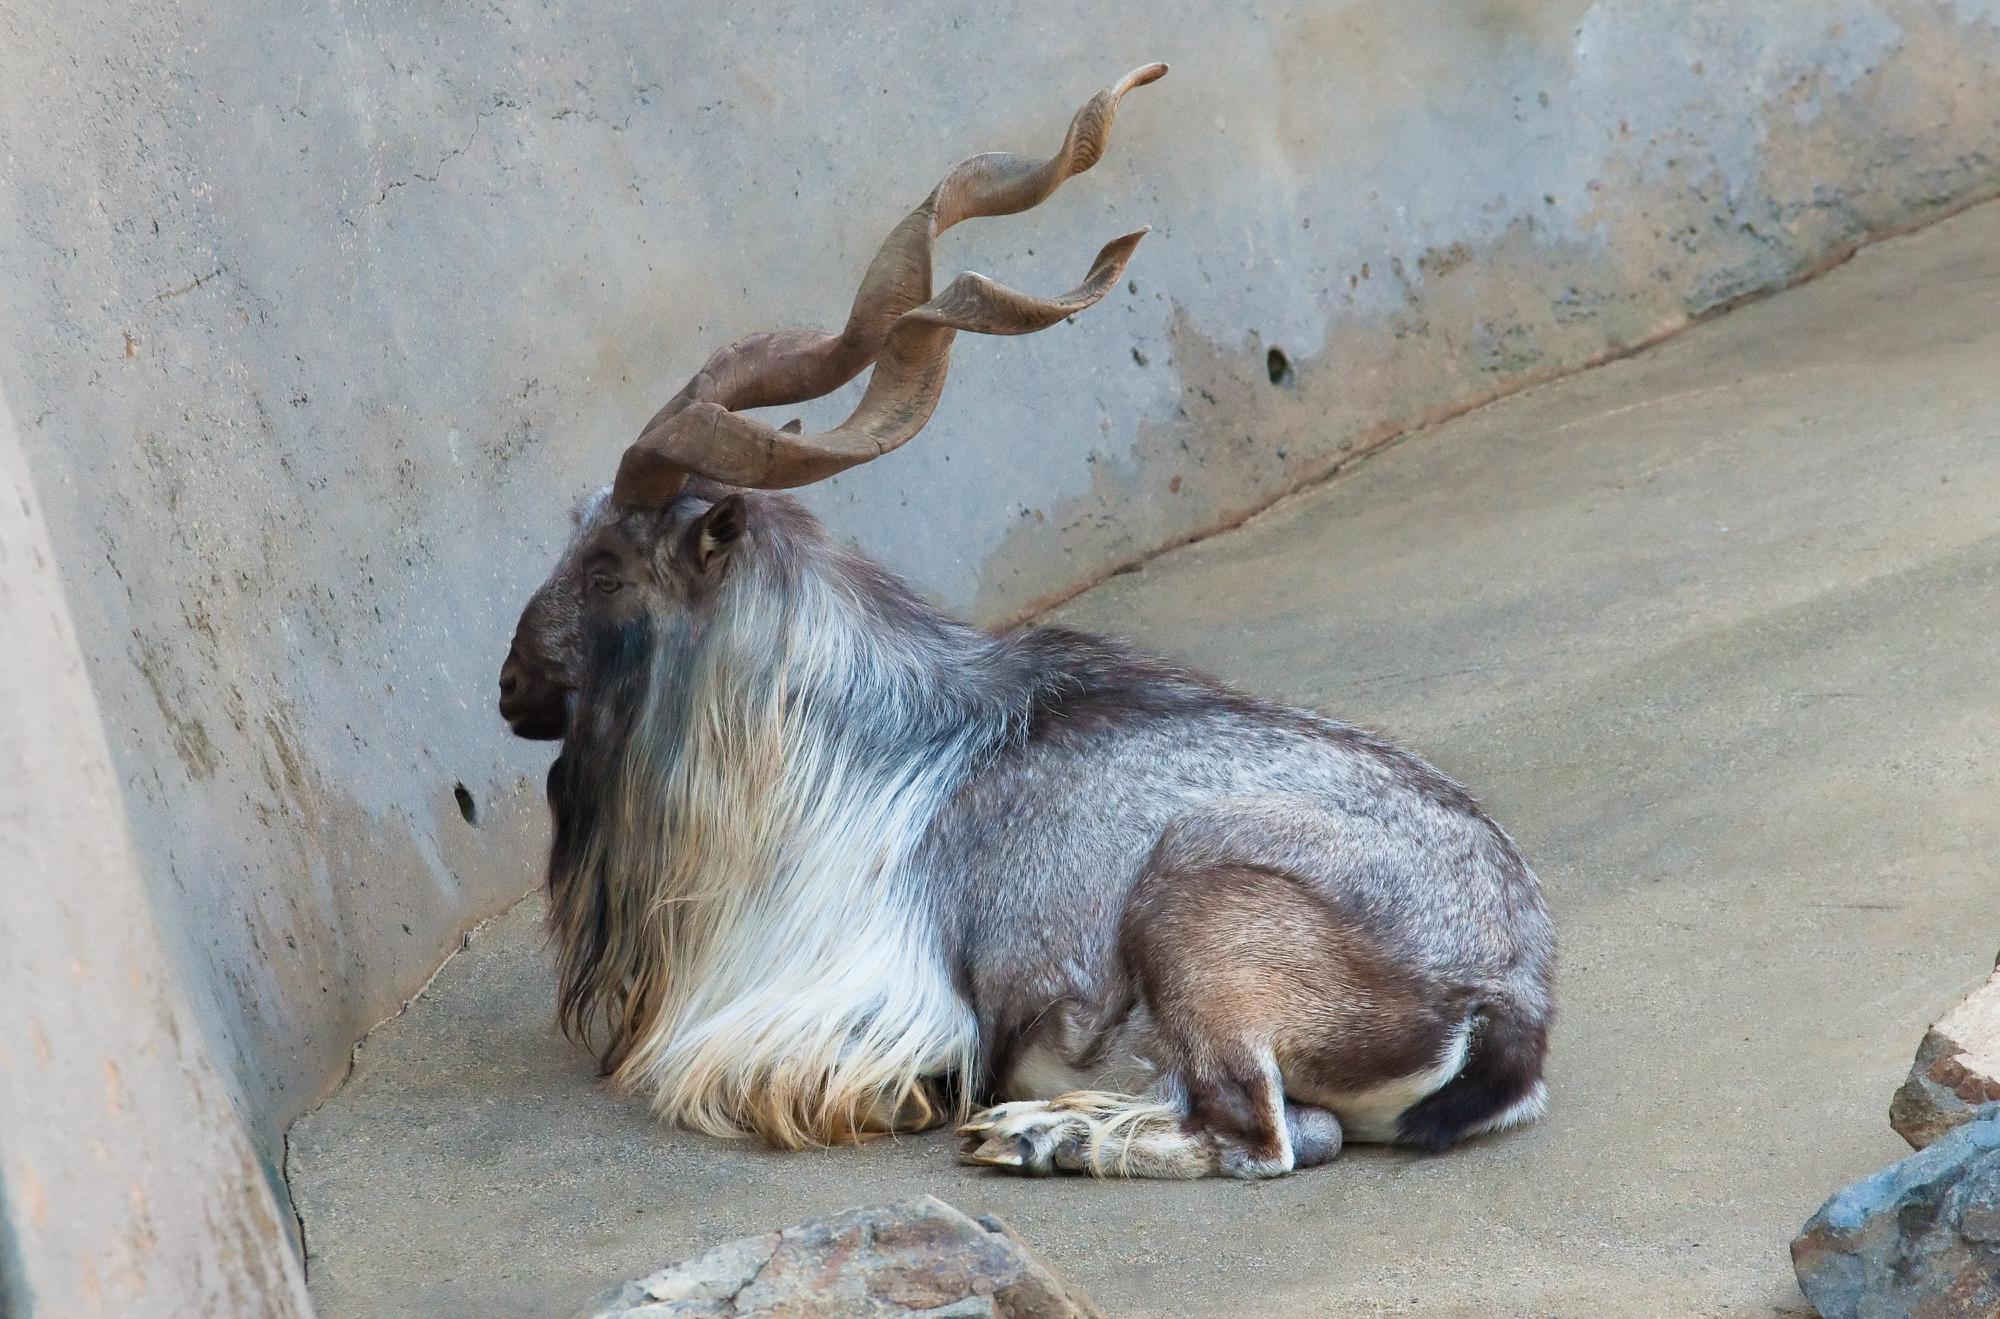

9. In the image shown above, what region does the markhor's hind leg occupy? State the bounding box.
[967,857,1458,1179]
[1128,858,1461,1161]
[962,855,1450,1179]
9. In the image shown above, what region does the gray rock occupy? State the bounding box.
[1792,1107,2000,1319]
[576,1196,1102,1318]
[1892,955,2000,1150]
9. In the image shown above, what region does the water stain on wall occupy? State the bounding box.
[975,0,2000,622]
[133,636,222,780]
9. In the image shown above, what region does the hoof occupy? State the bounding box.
[958,1134,1030,1168]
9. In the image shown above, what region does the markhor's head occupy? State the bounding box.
[499,481,758,741]
[496,64,1165,743]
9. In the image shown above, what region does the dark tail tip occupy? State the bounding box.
[1395,1006,1548,1152]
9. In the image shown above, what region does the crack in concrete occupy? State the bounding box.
[369,98,516,207]
[155,268,225,301]
[280,901,517,1276]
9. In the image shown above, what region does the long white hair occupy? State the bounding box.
[544,533,994,1146]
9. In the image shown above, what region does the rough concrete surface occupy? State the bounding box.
[4,1,2000,1221]
[0,399,309,1315]
[290,202,2000,1318]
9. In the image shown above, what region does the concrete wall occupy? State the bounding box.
[1,0,1996,1265]
[0,399,310,1316]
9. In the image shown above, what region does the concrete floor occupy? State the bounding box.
[288,202,2000,1319]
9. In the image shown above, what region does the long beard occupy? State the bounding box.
[543,615,674,1076]
[539,601,980,1145]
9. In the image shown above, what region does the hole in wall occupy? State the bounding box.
[453,782,479,826]
[1266,347,1294,386]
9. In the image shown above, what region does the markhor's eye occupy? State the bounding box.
[590,573,622,595]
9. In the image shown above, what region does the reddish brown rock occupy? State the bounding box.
[1893,955,2000,1150]
[577,1197,1102,1319]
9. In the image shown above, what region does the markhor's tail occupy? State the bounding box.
[1395,1003,1549,1151]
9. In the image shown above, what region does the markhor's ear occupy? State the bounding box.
[694,494,747,571]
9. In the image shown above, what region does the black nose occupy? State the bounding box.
[499,645,523,699]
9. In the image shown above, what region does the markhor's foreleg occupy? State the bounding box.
[957,1084,1344,1178]
[958,1091,1216,1177]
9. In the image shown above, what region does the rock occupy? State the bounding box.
[1791,1106,2000,1319]
[576,1196,1103,1319]
[1892,955,2000,1149]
